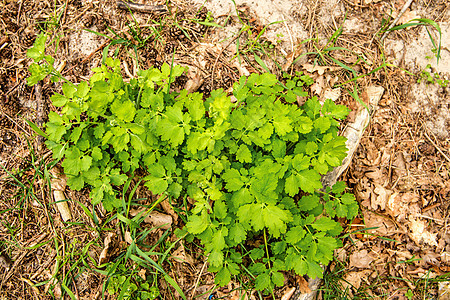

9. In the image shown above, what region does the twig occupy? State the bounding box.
[1,233,48,287]
[423,130,450,163]
[189,259,208,300]
[62,40,109,75]
[116,1,167,14]
[381,0,415,42]
[211,31,243,90]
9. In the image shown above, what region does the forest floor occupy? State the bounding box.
[0,0,449,299]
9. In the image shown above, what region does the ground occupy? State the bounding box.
[0,0,449,299]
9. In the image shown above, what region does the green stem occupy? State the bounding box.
[263,228,271,268]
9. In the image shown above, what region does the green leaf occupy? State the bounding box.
[285,174,300,197]
[311,217,342,233]
[286,226,306,244]
[272,271,285,287]
[273,116,292,136]
[255,273,271,291]
[50,93,68,107]
[27,34,47,61]
[222,168,245,192]
[298,195,320,211]
[228,222,246,244]
[236,144,252,163]
[208,250,224,268]
[296,169,322,193]
[186,212,209,235]
[314,117,331,133]
[215,266,231,286]
[307,261,323,279]
[111,100,136,122]
[262,204,292,237]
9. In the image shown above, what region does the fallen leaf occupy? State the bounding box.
[296,275,311,294]
[185,66,204,93]
[170,243,194,265]
[349,249,375,269]
[302,63,341,75]
[372,185,391,210]
[363,210,397,236]
[130,208,173,229]
[160,197,179,222]
[98,232,115,265]
[342,269,371,289]
[408,218,438,247]
[323,87,341,102]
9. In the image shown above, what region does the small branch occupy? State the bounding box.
[424,130,450,163]
[211,30,243,90]
[380,0,415,42]
[116,1,167,14]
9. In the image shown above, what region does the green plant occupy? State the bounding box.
[104,262,160,300]
[27,33,358,294]
[417,64,449,87]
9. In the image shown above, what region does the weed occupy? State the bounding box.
[417,64,449,87]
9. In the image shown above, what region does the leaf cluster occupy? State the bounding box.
[27,35,358,293]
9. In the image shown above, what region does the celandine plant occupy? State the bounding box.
[27,34,358,292]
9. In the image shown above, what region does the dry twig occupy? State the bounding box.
[116,1,167,14]
[380,0,415,41]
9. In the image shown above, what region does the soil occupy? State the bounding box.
[0,0,449,299]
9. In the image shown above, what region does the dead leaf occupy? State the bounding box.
[408,218,438,247]
[438,281,450,300]
[397,10,420,26]
[342,269,371,289]
[349,249,375,269]
[310,75,325,96]
[372,185,391,210]
[323,87,341,102]
[283,43,304,71]
[130,208,173,229]
[170,243,194,265]
[160,198,179,222]
[363,210,397,236]
[184,66,204,93]
[281,287,296,300]
[302,63,341,75]
[124,231,133,244]
[98,232,114,265]
[296,275,311,294]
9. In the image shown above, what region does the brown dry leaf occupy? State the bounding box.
[342,269,371,289]
[439,281,450,300]
[372,185,391,210]
[160,197,179,222]
[130,208,173,229]
[408,218,438,247]
[363,210,397,236]
[184,66,204,93]
[170,243,194,265]
[124,231,133,244]
[98,232,115,265]
[323,87,341,102]
[281,287,296,300]
[310,75,325,96]
[296,275,311,294]
[364,168,385,183]
[283,43,304,71]
[302,63,340,75]
[50,167,72,222]
[349,250,375,269]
